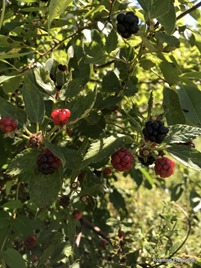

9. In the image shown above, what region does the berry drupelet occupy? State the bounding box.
[116,11,139,38]
[142,120,169,144]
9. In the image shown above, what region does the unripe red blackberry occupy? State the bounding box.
[111,148,134,171]
[51,109,71,125]
[154,157,175,178]
[72,210,83,220]
[102,167,112,176]
[0,117,18,133]
[142,120,169,144]
[24,235,37,249]
[37,149,62,175]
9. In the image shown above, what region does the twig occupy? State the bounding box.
[176,1,201,21]
[79,218,112,245]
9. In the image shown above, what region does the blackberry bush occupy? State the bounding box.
[1,1,201,267]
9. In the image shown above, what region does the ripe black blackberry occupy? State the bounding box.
[37,149,61,175]
[138,155,155,166]
[142,120,169,144]
[116,11,139,38]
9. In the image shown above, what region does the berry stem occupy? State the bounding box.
[46,125,59,141]
[23,125,33,136]
[19,133,30,140]
[36,122,40,133]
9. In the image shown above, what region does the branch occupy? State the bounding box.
[79,218,112,245]
[176,1,201,21]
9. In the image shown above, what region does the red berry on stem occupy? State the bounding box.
[51,109,71,125]
[111,148,134,171]
[154,157,175,178]
[72,210,83,220]
[102,167,112,176]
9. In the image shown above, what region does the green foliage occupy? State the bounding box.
[0,0,201,267]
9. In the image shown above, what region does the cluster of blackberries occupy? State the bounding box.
[142,120,169,144]
[116,11,139,38]
[37,149,61,175]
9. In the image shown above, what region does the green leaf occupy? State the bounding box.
[64,79,85,99]
[155,33,179,48]
[137,0,152,12]
[44,142,66,167]
[166,124,201,144]
[102,71,121,92]
[13,216,34,237]
[126,250,140,266]
[180,71,201,80]
[190,190,201,212]
[22,72,45,123]
[81,134,132,168]
[29,170,61,208]
[68,88,97,124]
[167,146,201,171]
[3,248,26,268]
[105,29,118,54]
[0,96,27,126]
[79,184,103,197]
[157,3,176,34]
[48,0,73,30]
[159,61,180,85]
[140,168,154,188]
[2,200,22,210]
[109,189,126,210]
[34,67,55,94]
[177,85,201,126]
[0,35,26,48]
[0,50,34,60]
[84,42,105,59]
[0,74,22,84]
[5,149,40,182]
[60,148,82,170]
[163,88,186,125]
[171,183,184,201]
[149,0,172,19]
[0,211,10,229]
[67,212,76,245]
